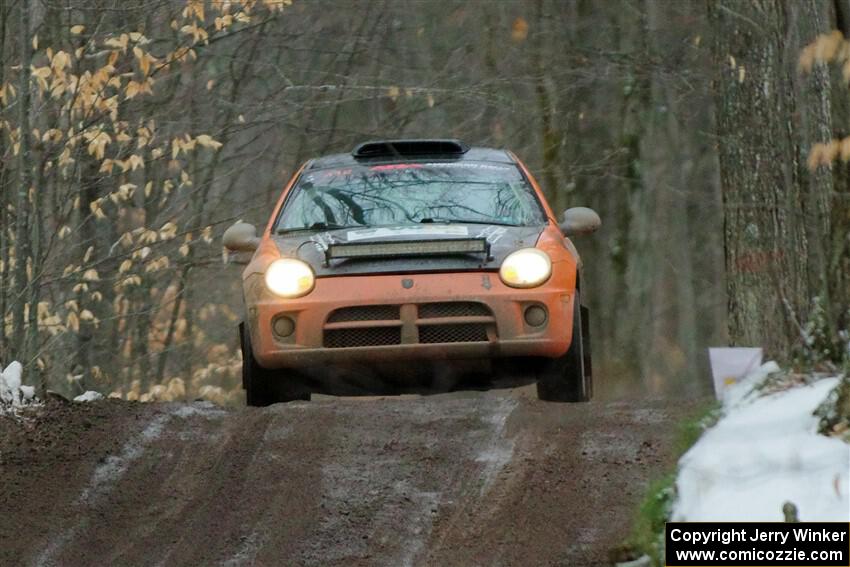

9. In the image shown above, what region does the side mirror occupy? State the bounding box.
[559,207,601,236]
[222,222,260,252]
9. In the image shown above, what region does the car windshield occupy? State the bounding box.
[275,161,547,232]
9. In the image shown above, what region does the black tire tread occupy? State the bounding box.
[240,322,309,406]
[535,292,592,402]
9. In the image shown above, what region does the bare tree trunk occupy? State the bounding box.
[710,0,846,358]
[533,0,562,207]
[11,0,32,366]
[0,0,9,358]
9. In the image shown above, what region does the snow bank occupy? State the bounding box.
[73,391,104,402]
[673,363,850,521]
[0,361,37,414]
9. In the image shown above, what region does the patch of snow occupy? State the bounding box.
[38,403,221,566]
[80,413,170,504]
[1,361,39,415]
[3,361,22,390]
[673,362,850,522]
[391,482,440,567]
[219,529,266,567]
[73,390,103,402]
[172,401,227,419]
[616,555,652,567]
[475,397,517,494]
[722,360,782,407]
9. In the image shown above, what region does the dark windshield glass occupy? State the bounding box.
[276,161,546,232]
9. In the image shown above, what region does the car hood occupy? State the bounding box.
[273,224,546,276]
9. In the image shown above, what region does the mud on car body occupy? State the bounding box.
[223,139,600,406]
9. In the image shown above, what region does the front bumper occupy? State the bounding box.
[246,270,574,369]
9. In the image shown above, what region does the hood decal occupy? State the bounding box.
[475,226,508,243]
[307,231,335,251]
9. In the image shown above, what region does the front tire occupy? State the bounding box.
[239,323,309,406]
[535,291,592,402]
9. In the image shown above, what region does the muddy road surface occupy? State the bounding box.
[1,388,702,566]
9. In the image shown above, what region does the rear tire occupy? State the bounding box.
[239,323,309,406]
[535,291,592,402]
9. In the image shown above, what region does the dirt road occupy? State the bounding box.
[0,388,701,567]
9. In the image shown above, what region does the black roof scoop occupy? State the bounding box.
[351,139,469,159]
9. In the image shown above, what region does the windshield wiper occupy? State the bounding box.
[418,217,520,227]
[277,221,362,234]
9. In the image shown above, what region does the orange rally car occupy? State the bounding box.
[223,139,600,406]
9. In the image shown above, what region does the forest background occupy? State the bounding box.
[1,0,848,404]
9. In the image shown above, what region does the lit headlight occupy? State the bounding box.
[264,258,315,298]
[499,248,552,288]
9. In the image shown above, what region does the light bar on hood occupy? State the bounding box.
[326,238,489,261]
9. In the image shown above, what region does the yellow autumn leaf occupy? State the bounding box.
[82,269,100,281]
[66,311,80,332]
[89,200,106,219]
[196,134,222,150]
[51,51,70,73]
[127,154,145,171]
[140,229,158,244]
[180,23,208,43]
[59,147,74,167]
[41,129,63,143]
[159,222,178,240]
[118,183,137,199]
[215,15,233,31]
[70,25,85,35]
[104,34,129,52]
[125,80,141,99]
[86,131,111,160]
[31,66,52,80]
[134,46,152,76]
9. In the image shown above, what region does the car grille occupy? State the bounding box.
[418,323,489,344]
[323,302,495,348]
[418,302,491,319]
[324,327,402,348]
[326,305,401,323]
